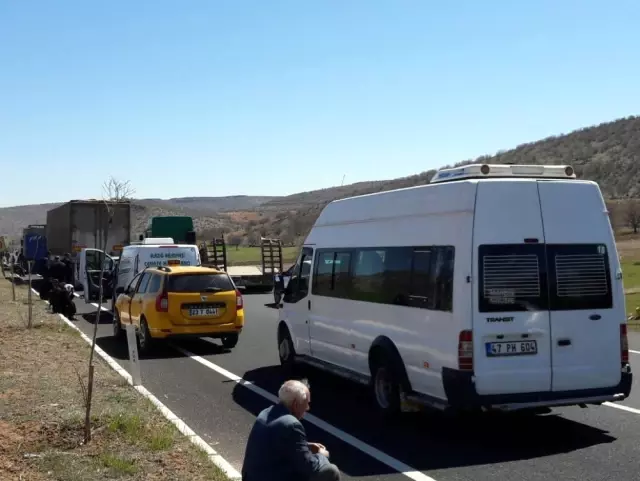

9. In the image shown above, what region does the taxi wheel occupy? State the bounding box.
[138,317,154,354]
[113,310,124,339]
[221,333,239,349]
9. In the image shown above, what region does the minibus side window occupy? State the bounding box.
[312,250,353,298]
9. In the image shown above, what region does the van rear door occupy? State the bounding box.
[473,181,552,395]
[537,181,622,392]
[138,245,200,269]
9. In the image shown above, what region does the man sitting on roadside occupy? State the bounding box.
[242,379,340,481]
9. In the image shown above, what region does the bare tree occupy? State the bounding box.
[83,176,135,444]
[626,200,640,234]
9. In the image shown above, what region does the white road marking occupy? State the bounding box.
[171,344,439,481]
[630,350,640,354]
[31,287,241,480]
[604,402,640,415]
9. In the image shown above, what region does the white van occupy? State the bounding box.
[79,238,201,310]
[276,163,632,415]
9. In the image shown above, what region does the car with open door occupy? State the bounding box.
[79,248,116,303]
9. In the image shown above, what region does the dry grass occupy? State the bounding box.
[0,279,229,481]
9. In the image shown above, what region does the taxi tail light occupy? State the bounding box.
[458,330,474,371]
[155,285,169,312]
[236,289,243,309]
[621,324,629,364]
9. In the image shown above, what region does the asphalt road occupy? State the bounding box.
[20,277,640,481]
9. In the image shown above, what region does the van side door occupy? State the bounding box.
[281,247,314,356]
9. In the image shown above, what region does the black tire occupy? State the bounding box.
[371,355,402,415]
[221,333,239,349]
[277,325,297,374]
[113,309,125,340]
[138,317,154,355]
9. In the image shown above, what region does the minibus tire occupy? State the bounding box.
[278,324,297,373]
[371,355,402,415]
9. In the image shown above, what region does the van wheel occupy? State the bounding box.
[113,310,125,339]
[138,317,154,355]
[371,357,401,415]
[221,333,239,349]
[278,326,297,373]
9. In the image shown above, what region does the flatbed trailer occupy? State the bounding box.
[199,237,283,290]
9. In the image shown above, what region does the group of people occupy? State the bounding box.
[242,379,341,481]
[38,253,77,318]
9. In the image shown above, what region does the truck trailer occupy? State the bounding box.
[46,200,132,287]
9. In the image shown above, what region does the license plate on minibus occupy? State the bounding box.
[485,340,537,357]
[189,308,217,317]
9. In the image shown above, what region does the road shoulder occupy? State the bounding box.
[0,279,232,481]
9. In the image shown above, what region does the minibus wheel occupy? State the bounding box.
[278,325,295,365]
[371,356,401,414]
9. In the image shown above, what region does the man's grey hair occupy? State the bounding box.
[278,379,310,407]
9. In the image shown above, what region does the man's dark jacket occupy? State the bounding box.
[242,403,328,481]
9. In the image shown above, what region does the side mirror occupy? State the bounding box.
[115,286,125,295]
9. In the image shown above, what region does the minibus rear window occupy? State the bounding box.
[478,244,548,313]
[479,243,613,312]
[546,244,612,311]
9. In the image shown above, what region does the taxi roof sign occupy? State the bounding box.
[430,163,577,184]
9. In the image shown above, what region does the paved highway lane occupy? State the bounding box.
[41,287,640,481]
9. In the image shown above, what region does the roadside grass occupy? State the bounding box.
[0,279,229,481]
[223,245,299,266]
[619,237,640,329]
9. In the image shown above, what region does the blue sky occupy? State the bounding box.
[1,0,639,207]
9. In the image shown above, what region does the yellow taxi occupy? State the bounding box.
[113,265,244,354]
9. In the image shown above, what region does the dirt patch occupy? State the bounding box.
[0,279,230,481]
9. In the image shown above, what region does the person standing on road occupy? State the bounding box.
[241,379,340,481]
[62,253,74,284]
[48,256,67,282]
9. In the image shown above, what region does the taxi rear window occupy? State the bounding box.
[167,274,235,293]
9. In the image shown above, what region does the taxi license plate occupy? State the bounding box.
[189,308,218,317]
[486,340,537,357]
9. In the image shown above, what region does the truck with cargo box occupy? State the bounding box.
[46,200,132,287]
